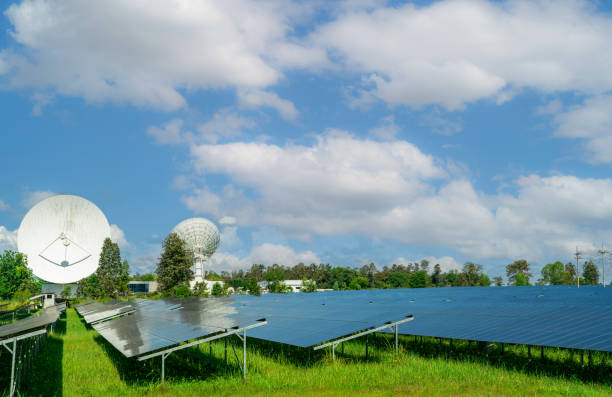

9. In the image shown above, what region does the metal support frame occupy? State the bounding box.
[313,316,413,361]
[1,328,47,397]
[137,320,266,383]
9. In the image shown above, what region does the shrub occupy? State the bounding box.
[172,284,191,298]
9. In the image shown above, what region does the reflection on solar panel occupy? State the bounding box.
[0,303,66,397]
[92,298,267,357]
[75,300,136,324]
[0,303,65,339]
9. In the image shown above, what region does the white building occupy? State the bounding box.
[258,280,311,293]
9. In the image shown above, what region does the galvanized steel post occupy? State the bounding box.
[243,328,247,383]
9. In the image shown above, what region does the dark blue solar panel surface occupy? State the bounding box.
[88,285,612,358]
[0,303,65,339]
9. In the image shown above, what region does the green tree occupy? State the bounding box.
[119,260,130,296]
[265,265,286,282]
[132,273,156,281]
[246,278,261,296]
[477,274,491,286]
[539,261,566,285]
[193,281,209,297]
[0,250,40,299]
[388,272,411,288]
[96,238,123,297]
[506,259,532,286]
[456,262,482,286]
[80,273,101,298]
[61,285,72,298]
[408,271,430,288]
[155,233,193,293]
[582,261,599,285]
[267,280,291,293]
[172,284,191,298]
[301,279,316,293]
[430,264,442,287]
[348,276,369,290]
[515,273,530,286]
[493,276,503,286]
[211,282,227,296]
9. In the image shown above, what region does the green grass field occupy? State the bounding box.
[1,308,610,396]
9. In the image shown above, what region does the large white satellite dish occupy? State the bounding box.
[18,195,111,284]
[172,217,220,281]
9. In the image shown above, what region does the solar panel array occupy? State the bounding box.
[87,296,409,358]
[362,286,612,352]
[83,285,612,359]
[0,303,66,340]
[230,293,411,347]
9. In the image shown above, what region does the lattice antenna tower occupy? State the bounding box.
[598,243,609,288]
[574,246,583,288]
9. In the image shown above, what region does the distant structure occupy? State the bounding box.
[18,195,110,284]
[172,217,220,283]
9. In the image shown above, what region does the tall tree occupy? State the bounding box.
[493,276,503,287]
[430,264,442,287]
[155,232,193,293]
[539,261,566,285]
[96,238,123,297]
[119,260,130,296]
[582,261,600,285]
[0,250,40,299]
[506,259,532,286]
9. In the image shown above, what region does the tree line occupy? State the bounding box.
[0,231,605,302]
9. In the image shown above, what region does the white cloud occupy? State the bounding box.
[2,0,314,110]
[238,89,299,120]
[21,190,57,208]
[0,226,17,252]
[31,92,53,116]
[311,0,612,109]
[420,112,462,136]
[171,175,194,190]
[110,224,129,248]
[0,200,9,211]
[207,243,321,271]
[369,115,398,139]
[0,52,9,74]
[186,130,446,232]
[148,110,255,145]
[183,132,612,261]
[536,99,563,115]
[129,252,159,275]
[553,95,612,163]
[146,119,191,145]
[197,109,255,143]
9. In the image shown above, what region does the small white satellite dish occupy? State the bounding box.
[18,195,111,284]
[172,217,220,281]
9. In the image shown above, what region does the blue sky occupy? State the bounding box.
[1,0,612,280]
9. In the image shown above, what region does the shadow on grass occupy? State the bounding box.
[387,333,612,386]
[19,312,66,397]
[92,332,246,386]
[242,337,325,367]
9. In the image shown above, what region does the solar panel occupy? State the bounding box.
[356,286,612,352]
[92,297,266,357]
[0,304,65,340]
